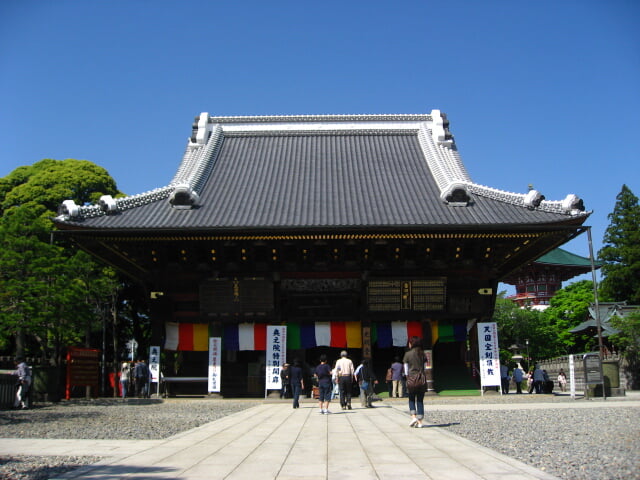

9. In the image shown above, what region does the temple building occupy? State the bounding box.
[54,110,591,396]
[503,248,601,310]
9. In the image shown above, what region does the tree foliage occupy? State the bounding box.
[0,159,123,365]
[492,293,545,366]
[598,184,640,304]
[542,280,595,352]
[609,310,640,389]
[0,158,119,215]
[494,281,598,364]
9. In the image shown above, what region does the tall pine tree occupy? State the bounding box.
[598,185,640,304]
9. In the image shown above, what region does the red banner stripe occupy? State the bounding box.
[178,323,194,351]
[330,322,346,347]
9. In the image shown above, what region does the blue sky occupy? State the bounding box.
[1,0,639,291]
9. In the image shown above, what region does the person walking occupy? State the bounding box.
[120,361,131,399]
[512,364,524,394]
[280,363,291,398]
[335,350,355,410]
[403,336,427,428]
[330,362,340,400]
[390,356,404,398]
[558,368,567,392]
[532,365,545,394]
[356,359,378,408]
[314,355,333,414]
[13,357,32,409]
[290,359,304,409]
[500,362,510,395]
[385,365,393,397]
[134,358,150,398]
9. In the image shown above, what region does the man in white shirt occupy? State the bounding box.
[335,350,355,410]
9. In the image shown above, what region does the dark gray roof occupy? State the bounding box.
[55,112,590,231]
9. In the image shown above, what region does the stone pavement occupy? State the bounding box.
[0,399,579,480]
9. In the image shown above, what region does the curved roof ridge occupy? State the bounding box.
[417,123,469,193]
[207,113,433,124]
[466,183,589,215]
[171,124,224,192]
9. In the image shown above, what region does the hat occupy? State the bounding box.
[340,350,347,357]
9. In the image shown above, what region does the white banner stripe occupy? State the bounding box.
[238,323,255,351]
[391,321,406,347]
[165,322,179,350]
[315,322,331,346]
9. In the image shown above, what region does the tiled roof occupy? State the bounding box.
[55,111,590,231]
[535,248,602,268]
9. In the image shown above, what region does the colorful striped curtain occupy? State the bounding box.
[288,321,361,349]
[223,323,267,351]
[373,321,422,347]
[165,322,209,351]
[431,320,468,344]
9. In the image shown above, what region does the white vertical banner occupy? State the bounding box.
[265,326,287,393]
[149,346,160,383]
[477,322,501,391]
[148,346,160,397]
[208,337,222,393]
[569,354,576,399]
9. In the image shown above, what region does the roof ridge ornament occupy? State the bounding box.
[561,194,585,214]
[440,181,472,206]
[523,189,545,209]
[169,183,200,209]
[58,199,80,218]
[430,109,454,147]
[191,112,213,145]
[98,195,118,213]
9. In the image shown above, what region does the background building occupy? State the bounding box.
[503,248,601,310]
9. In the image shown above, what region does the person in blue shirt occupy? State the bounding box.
[314,355,333,414]
[512,364,524,394]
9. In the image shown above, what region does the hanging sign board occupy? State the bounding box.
[265,326,287,394]
[477,322,501,391]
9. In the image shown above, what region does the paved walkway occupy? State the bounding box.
[1,399,598,480]
[3,395,639,480]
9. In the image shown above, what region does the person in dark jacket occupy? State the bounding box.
[280,363,291,398]
[356,359,378,408]
[290,359,304,409]
[134,358,150,398]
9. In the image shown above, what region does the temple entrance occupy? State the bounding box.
[432,341,476,392]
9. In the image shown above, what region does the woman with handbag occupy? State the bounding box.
[403,336,427,428]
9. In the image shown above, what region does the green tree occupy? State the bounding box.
[609,310,640,389]
[542,280,595,353]
[493,292,544,366]
[598,185,640,304]
[0,159,118,214]
[0,159,122,365]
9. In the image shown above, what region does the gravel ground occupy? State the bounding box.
[0,398,260,479]
[0,395,638,480]
[426,406,639,480]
